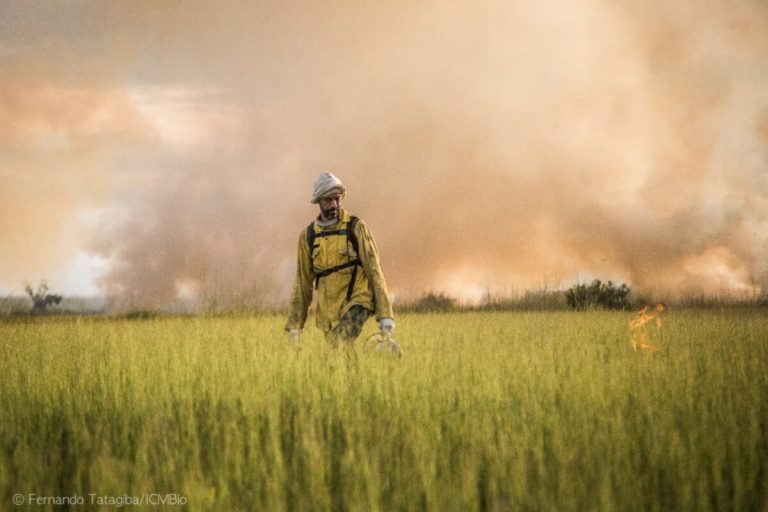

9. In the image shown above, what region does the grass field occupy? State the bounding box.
[1,309,767,511]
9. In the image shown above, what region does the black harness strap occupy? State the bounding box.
[306,216,362,301]
[313,228,351,238]
[314,260,359,278]
[306,223,318,254]
[345,216,360,301]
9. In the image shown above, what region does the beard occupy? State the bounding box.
[321,206,338,221]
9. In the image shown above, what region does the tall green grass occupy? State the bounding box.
[1,310,767,511]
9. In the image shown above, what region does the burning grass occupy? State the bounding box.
[629,304,665,352]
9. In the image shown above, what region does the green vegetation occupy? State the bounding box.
[403,291,458,312]
[1,309,767,511]
[565,279,632,311]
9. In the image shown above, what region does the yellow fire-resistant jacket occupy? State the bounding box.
[286,208,394,333]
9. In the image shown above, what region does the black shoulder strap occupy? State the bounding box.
[306,222,318,282]
[346,216,360,256]
[306,222,317,255]
[345,216,361,301]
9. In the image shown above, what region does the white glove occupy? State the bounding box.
[379,318,395,336]
[287,329,301,344]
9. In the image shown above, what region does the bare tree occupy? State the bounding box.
[24,280,62,315]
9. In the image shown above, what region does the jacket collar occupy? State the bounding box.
[315,208,350,229]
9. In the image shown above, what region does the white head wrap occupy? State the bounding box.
[311,172,346,204]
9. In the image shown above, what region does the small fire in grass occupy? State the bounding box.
[629,304,665,353]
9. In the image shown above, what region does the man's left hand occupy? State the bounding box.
[380,317,395,336]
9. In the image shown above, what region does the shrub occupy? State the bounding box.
[565,279,632,311]
[408,292,457,312]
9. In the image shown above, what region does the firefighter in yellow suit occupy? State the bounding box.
[285,172,395,347]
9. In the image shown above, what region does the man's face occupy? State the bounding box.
[319,193,342,221]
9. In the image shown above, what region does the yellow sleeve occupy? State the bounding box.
[285,229,315,331]
[355,220,394,321]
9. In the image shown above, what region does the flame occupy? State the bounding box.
[629,304,665,352]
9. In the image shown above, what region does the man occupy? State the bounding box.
[285,172,395,347]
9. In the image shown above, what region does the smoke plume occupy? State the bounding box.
[1,0,767,307]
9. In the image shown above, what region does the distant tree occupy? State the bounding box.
[24,280,62,315]
[410,291,457,312]
[565,280,632,311]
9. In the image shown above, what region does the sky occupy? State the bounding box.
[1,0,767,308]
